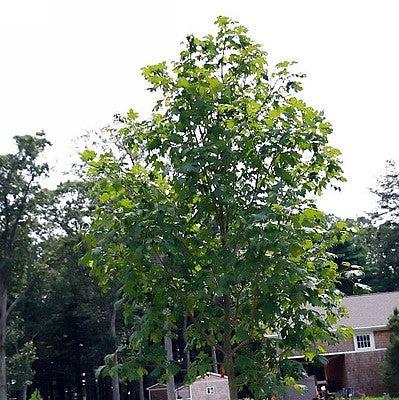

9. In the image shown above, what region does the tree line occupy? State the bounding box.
[1,16,398,400]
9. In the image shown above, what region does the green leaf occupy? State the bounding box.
[81,149,96,162]
[177,78,190,88]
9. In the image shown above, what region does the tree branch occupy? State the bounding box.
[6,286,28,319]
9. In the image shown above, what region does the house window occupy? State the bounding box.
[206,387,215,395]
[354,332,375,351]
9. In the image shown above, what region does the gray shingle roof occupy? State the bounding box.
[340,291,399,329]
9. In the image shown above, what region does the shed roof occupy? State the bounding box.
[196,372,227,380]
[340,291,399,329]
[147,383,167,391]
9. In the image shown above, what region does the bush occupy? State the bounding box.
[29,389,43,400]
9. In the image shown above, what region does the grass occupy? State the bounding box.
[360,397,399,400]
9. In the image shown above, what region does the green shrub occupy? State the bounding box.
[29,389,43,400]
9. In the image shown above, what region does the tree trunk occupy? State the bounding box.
[182,316,190,371]
[19,384,27,400]
[0,282,8,400]
[211,346,218,374]
[223,349,238,400]
[222,294,238,400]
[139,377,145,400]
[164,335,175,400]
[111,374,120,400]
[110,302,120,400]
[56,378,66,400]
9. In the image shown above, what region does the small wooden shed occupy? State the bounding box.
[147,373,230,400]
[147,383,168,400]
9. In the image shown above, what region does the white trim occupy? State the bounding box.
[195,372,227,379]
[353,324,387,331]
[175,384,192,400]
[147,383,167,390]
[288,347,387,359]
[265,325,388,338]
[175,384,189,391]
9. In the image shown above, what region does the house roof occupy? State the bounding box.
[340,291,399,329]
[196,372,227,380]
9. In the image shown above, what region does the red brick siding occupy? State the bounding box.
[323,330,391,354]
[374,330,391,349]
[324,338,355,353]
[149,389,168,400]
[344,351,386,395]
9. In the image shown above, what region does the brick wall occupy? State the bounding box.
[322,329,391,354]
[149,388,168,400]
[344,350,386,395]
[374,330,391,349]
[324,338,355,353]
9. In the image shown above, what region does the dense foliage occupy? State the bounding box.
[0,133,50,400]
[83,17,352,400]
[384,309,399,397]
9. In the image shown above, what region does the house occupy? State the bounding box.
[147,373,230,400]
[292,291,399,397]
[148,292,399,399]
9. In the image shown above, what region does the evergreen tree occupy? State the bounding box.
[367,160,399,292]
[383,308,399,397]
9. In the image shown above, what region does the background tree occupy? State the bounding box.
[383,308,399,396]
[0,133,50,400]
[7,337,37,400]
[372,160,399,222]
[365,160,399,292]
[329,217,373,295]
[84,17,350,400]
[27,181,114,400]
[27,180,147,400]
[366,222,399,292]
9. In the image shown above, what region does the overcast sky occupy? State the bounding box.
[1,0,398,218]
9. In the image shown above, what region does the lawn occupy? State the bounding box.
[360,397,399,400]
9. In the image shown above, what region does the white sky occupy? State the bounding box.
[1,0,398,218]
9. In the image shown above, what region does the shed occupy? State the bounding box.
[147,383,167,400]
[148,373,230,400]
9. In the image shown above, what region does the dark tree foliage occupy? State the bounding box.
[372,160,399,222]
[329,217,374,295]
[384,309,399,396]
[23,181,148,400]
[0,133,50,400]
[366,223,399,292]
[366,160,399,292]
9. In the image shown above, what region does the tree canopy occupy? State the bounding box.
[84,17,350,400]
[0,132,50,400]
